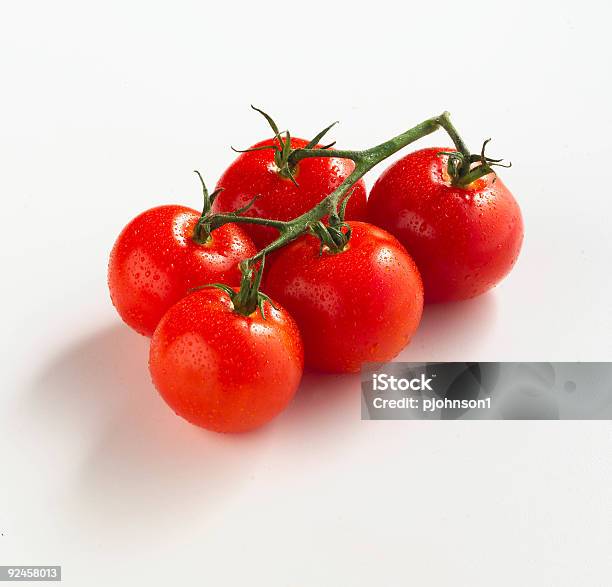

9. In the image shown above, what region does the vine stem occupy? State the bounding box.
[208,111,467,267]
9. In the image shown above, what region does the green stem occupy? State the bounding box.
[209,214,288,231]
[219,111,467,265]
[288,148,362,164]
[203,110,475,274]
[453,164,494,187]
[437,112,471,163]
[196,110,500,317]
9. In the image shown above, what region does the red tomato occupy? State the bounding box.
[149,288,304,433]
[264,221,424,373]
[367,147,524,303]
[108,205,256,337]
[213,137,367,248]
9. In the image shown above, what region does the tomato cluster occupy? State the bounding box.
[108,111,523,433]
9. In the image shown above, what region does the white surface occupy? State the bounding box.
[1,1,611,585]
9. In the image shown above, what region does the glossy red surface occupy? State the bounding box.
[264,221,424,373]
[108,205,256,336]
[149,288,304,433]
[367,148,524,302]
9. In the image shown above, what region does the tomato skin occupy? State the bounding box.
[213,137,368,248]
[108,205,257,337]
[264,221,424,373]
[367,147,524,303]
[149,288,304,433]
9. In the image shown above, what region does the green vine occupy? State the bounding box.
[198,110,508,316]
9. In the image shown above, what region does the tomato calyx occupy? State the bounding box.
[231,106,339,186]
[192,170,225,244]
[307,192,353,255]
[195,256,276,319]
[439,138,512,188]
[192,170,263,244]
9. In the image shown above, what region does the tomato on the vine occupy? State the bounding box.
[108,205,256,336]
[149,287,303,433]
[264,221,424,373]
[213,136,367,248]
[367,147,523,302]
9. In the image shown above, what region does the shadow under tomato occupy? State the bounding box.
[25,322,368,539]
[399,292,498,362]
[262,369,365,473]
[26,324,273,539]
[282,370,360,425]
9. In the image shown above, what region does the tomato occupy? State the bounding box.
[108,205,256,337]
[213,137,367,248]
[264,221,424,373]
[367,147,524,303]
[149,287,304,433]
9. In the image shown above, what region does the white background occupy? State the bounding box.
[1,1,611,585]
